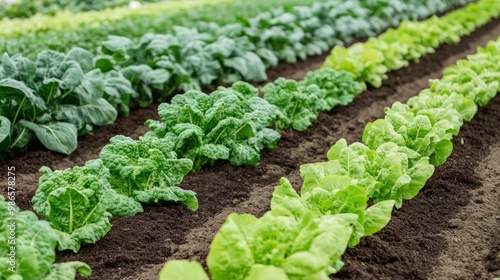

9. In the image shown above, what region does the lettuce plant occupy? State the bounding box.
[362,102,461,166]
[429,67,499,107]
[0,48,133,158]
[0,197,91,279]
[99,134,198,210]
[319,139,435,208]
[32,159,141,252]
[146,82,280,171]
[408,90,478,122]
[206,210,355,280]
[272,176,395,246]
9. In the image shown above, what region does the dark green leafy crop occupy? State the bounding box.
[99,134,198,210]
[146,82,280,171]
[0,48,132,158]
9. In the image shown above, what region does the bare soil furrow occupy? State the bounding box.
[427,144,500,279]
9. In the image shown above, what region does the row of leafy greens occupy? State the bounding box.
[0,0,164,19]
[0,48,133,159]
[157,8,500,280]
[29,81,281,252]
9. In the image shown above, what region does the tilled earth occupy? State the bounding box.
[1,16,499,280]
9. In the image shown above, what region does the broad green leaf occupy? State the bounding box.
[65,47,94,73]
[54,98,117,128]
[1,53,18,78]
[19,120,77,154]
[134,187,198,211]
[0,78,47,111]
[207,213,257,280]
[363,200,395,236]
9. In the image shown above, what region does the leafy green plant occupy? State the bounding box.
[32,159,141,252]
[362,102,462,166]
[0,48,132,158]
[0,196,91,279]
[272,176,395,246]
[159,260,291,280]
[303,68,364,110]
[263,78,324,131]
[99,134,198,210]
[146,82,280,171]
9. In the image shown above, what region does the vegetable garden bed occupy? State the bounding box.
[1,9,499,280]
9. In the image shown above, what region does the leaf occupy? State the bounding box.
[0,116,11,148]
[65,47,94,73]
[44,262,92,280]
[134,187,198,211]
[246,265,288,280]
[1,53,18,78]
[159,260,209,280]
[60,61,85,91]
[18,120,77,154]
[0,78,47,111]
[363,200,395,236]
[54,98,117,128]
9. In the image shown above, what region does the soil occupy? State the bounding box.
[1,16,500,280]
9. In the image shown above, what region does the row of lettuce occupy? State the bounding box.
[1,1,498,279]
[158,32,500,280]
[0,0,475,159]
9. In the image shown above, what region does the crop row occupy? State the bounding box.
[158,31,500,280]
[0,0,163,19]
[0,1,495,278]
[0,0,475,159]
[0,0,327,57]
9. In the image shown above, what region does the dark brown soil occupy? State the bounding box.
[1,16,500,280]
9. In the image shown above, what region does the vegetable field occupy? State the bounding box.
[1,0,499,279]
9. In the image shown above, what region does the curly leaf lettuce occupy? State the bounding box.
[32,159,140,252]
[99,134,198,210]
[0,197,91,279]
[146,82,279,171]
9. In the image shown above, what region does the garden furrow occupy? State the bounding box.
[23,16,500,280]
[428,144,500,279]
